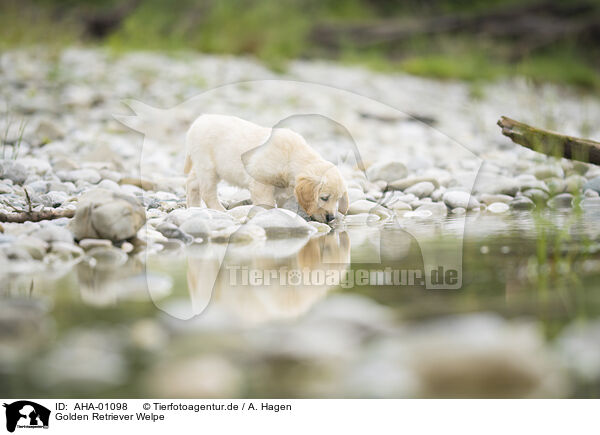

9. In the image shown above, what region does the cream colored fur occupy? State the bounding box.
[184,114,348,222]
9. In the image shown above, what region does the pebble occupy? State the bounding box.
[405,181,435,198]
[522,188,549,202]
[246,208,317,238]
[510,197,536,211]
[547,193,574,209]
[487,202,510,214]
[69,189,146,241]
[79,238,113,250]
[388,176,439,191]
[366,161,407,183]
[442,191,480,210]
[479,193,513,205]
[415,202,447,217]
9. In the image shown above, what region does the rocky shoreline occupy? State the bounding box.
[2,47,600,272]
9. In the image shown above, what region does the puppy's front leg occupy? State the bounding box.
[249,179,276,208]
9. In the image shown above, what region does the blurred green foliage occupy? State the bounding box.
[1,0,600,90]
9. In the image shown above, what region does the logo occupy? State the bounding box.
[3,401,50,433]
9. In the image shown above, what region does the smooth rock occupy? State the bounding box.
[510,197,536,211]
[348,200,391,219]
[79,238,113,250]
[415,202,447,217]
[547,193,573,209]
[0,160,27,184]
[522,188,549,202]
[583,176,600,194]
[157,222,193,244]
[58,169,101,184]
[405,181,435,198]
[534,164,564,180]
[479,193,513,205]
[487,202,510,214]
[229,223,267,242]
[32,224,74,244]
[69,189,146,241]
[247,209,317,238]
[442,191,479,210]
[366,161,407,183]
[388,176,439,191]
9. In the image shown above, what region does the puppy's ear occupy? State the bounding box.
[295,175,318,215]
[338,190,349,214]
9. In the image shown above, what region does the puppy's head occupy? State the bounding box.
[295,162,349,223]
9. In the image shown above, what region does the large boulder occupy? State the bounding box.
[69,189,146,241]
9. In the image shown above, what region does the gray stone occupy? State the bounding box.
[405,181,435,198]
[97,179,122,192]
[442,191,479,210]
[0,160,27,184]
[522,188,549,202]
[415,202,447,217]
[58,169,101,184]
[476,176,519,196]
[565,174,586,193]
[518,178,549,193]
[229,224,267,243]
[35,119,65,141]
[388,176,439,191]
[534,164,564,180]
[479,193,513,205]
[69,189,146,241]
[246,208,317,238]
[487,202,510,214]
[547,193,573,209]
[40,191,69,208]
[157,222,193,244]
[366,161,407,183]
[25,180,49,194]
[348,200,391,219]
[32,224,74,244]
[546,178,566,194]
[583,176,600,194]
[510,197,536,211]
[347,188,365,204]
[79,238,113,250]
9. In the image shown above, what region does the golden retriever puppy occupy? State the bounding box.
[184,114,349,223]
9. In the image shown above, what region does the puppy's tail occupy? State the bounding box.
[183,154,192,175]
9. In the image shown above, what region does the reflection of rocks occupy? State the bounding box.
[556,320,600,382]
[76,255,146,306]
[398,314,568,398]
[0,299,50,368]
[32,329,127,391]
[145,355,242,398]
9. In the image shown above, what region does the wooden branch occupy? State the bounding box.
[497,116,600,165]
[0,208,75,223]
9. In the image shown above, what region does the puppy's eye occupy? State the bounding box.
[320,196,330,201]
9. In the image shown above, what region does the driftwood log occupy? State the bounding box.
[0,208,75,223]
[498,116,600,165]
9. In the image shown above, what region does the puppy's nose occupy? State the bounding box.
[326,213,334,222]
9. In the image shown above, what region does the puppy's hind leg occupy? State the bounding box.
[198,171,226,211]
[186,173,202,207]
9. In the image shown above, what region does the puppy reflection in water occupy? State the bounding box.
[186,232,350,325]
